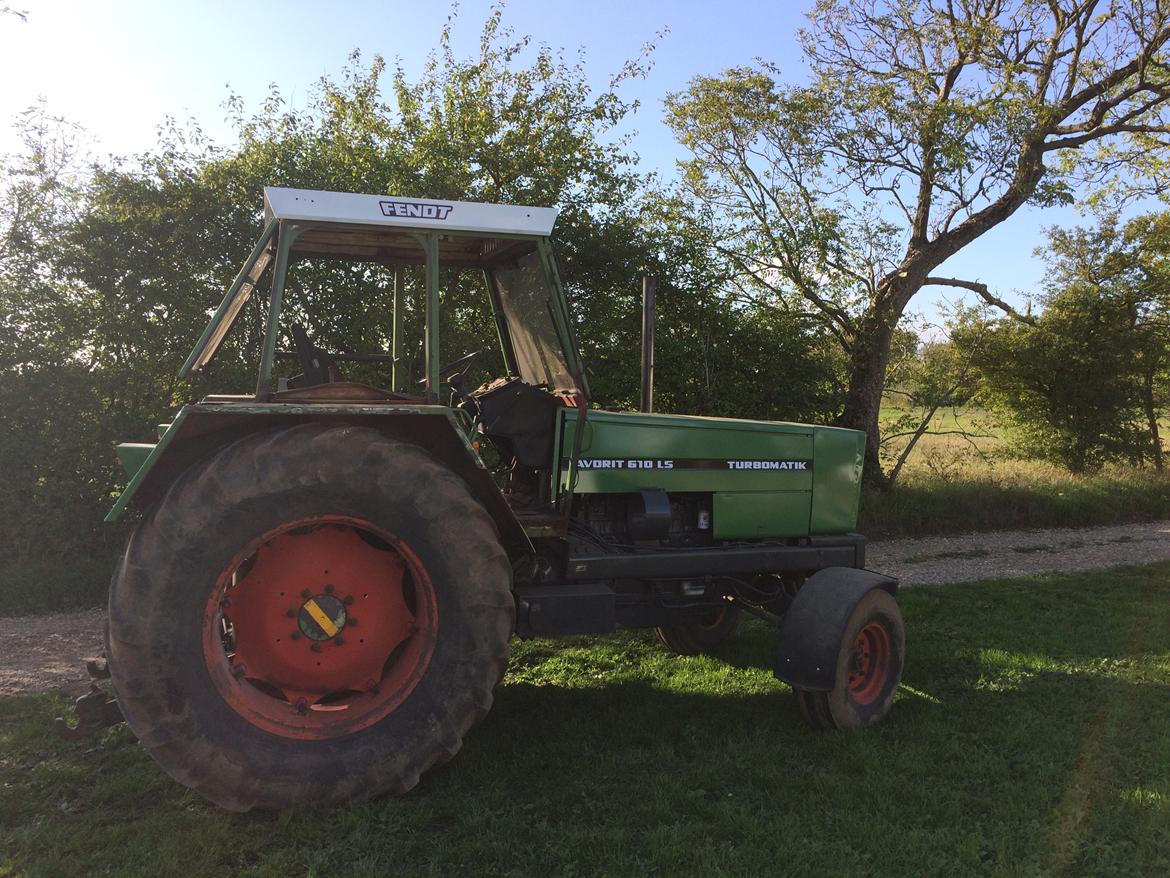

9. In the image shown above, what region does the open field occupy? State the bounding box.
[4,564,1170,877]
[861,405,1170,538]
[859,460,1170,538]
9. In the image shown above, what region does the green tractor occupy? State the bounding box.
[99,187,903,810]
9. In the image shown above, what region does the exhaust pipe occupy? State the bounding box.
[640,275,655,413]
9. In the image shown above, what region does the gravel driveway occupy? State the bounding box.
[4,519,1169,697]
[1,608,106,698]
[868,519,1170,585]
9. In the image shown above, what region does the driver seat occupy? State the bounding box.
[277,323,423,404]
[287,323,343,389]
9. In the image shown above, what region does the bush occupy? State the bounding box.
[0,552,119,616]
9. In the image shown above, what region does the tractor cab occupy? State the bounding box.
[179,186,586,510]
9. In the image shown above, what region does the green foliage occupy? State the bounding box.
[0,9,843,573]
[965,215,1170,472]
[0,552,118,615]
[575,193,844,420]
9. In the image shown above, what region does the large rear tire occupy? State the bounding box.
[655,605,742,656]
[794,589,904,730]
[107,423,513,811]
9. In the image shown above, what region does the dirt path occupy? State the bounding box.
[4,519,1170,697]
[0,608,105,697]
[867,519,1170,585]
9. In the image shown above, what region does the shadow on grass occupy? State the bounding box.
[3,566,1170,876]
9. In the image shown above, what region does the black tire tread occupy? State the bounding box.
[792,589,904,732]
[655,605,742,656]
[107,423,512,810]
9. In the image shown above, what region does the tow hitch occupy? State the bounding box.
[54,659,123,740]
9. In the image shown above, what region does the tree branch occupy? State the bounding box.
[923,276,1037,325]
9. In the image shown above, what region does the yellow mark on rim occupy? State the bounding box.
[303,598,339,638]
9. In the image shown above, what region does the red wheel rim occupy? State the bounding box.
[202,515,437,740]
[847,622,891,705]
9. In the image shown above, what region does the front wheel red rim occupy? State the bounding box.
[847,622,891,705]
[202,515,437,740]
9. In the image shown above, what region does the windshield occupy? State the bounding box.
[491,250,576,393]
[181,222,276,377]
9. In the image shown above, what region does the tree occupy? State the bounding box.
[0,9,661,561]
[624,194,845,421]
[880,320,987,482]
[666,0,1170,481]
[966,213,1170,470]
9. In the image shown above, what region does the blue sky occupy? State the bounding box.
[0,0,1143,324]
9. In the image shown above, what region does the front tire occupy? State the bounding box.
[107,424,513,810]
[794,589,904,730]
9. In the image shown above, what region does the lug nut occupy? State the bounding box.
[301,589,311,599]
[232,663,246,678]
[366,680,380,694]
[334,635,345,646]
[286,608,297,618]
[343,595,354,605]
[346,617,358,627]
[220,596,232,609]
[291,631,301,641]
[311,642,322,652]
[295,698,309,715]
[324,584,335,594]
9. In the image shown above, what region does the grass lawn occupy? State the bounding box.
[3,565,1170,877]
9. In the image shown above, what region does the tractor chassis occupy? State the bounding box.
[516,534,867,638]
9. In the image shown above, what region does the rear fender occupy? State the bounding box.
[773,567,898,691]
[106,402,531,554]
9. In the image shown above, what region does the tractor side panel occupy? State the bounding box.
[558,410,865,538]
[810,426,867,533]
[712,491,812,539]
[558,410,819,539]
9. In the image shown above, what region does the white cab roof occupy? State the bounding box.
[263,186,558,237]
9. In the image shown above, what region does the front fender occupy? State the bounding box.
[773,566,898,691]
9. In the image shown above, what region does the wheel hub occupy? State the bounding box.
[847,621,891,705]
[204,520,436,738]
[298,593,347,641]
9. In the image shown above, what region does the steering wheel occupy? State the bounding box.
[418,350,483,387]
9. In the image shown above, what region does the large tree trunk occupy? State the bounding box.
[837,308,898,485]
[1142,369,1163,470]
[833,159,1043,485]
